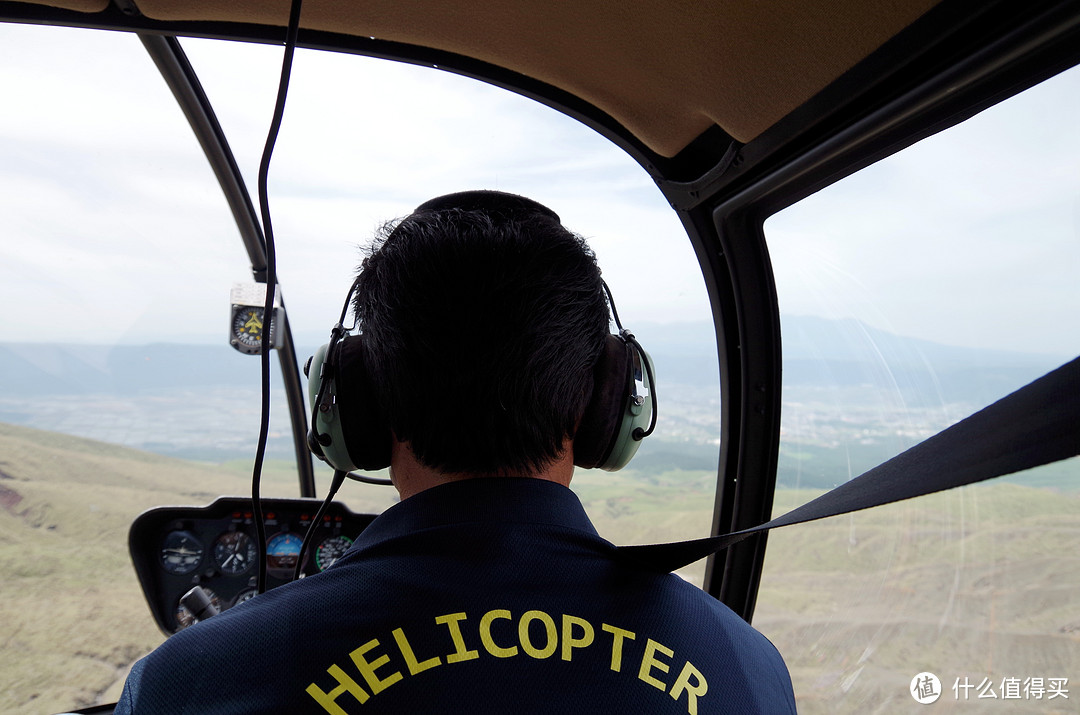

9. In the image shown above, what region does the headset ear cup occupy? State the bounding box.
[335,337,392,470]
[307,342,350,470]
[306,337,391,472]
[574,335,633,469]
[602,341,654,471]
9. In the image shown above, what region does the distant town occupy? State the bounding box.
[1,316,1072,489]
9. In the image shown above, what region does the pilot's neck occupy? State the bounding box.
[389,438,574,500]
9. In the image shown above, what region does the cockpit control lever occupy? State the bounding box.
[181,586,220,622]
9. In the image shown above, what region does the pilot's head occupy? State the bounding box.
[352,190,609,477]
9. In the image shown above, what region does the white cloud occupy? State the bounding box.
[767,64,1080,357]
[2,22,1075,358]
[1,23,701,347]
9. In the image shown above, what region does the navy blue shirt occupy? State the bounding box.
[116,478,795,713]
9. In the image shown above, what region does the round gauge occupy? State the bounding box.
[232,307,265,350]
[231,588,258,608]
[214,531,256,576]
[266,532,304,572]
[175,587,219,630]
[160,530,204,575]
[315,535,353,572]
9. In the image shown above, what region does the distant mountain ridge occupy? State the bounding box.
[0,316,1067,403]
[778,315,1069,405]
[630,317,1067,405]
[0,342,263,397]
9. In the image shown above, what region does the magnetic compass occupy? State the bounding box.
[229,282,282,355]
[231,306,266,352]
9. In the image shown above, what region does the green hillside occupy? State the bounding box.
[0,423,715,712]
[0,421,405,714]
[1,421,1076,714]
[757,484,1080,713]
[0,422,231,713]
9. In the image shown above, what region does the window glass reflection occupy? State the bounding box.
[756,64,1080,712]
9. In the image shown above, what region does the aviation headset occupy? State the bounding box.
[304,191,657,475]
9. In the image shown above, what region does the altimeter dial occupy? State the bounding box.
[214,531,256,576]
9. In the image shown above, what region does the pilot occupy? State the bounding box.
[115,191,796,713]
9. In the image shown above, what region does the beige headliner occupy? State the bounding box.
[27,0,941,156]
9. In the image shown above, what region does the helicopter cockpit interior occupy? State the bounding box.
[1,0,1078,712]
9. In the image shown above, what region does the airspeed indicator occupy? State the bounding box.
[315,535,353,571]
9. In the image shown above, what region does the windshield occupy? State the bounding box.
[1,23,719,712]
[756,62,1080,712]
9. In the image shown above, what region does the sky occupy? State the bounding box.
[1,21,1078,357]
[767,70,1080,358]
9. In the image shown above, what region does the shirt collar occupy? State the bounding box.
[354,477,599,548]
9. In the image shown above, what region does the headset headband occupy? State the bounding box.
[413,190,561,222]
[306,191,656,475]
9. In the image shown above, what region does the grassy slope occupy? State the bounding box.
[0,424,366,713]
[0,422,240,713]
[572,466,717,583]
[756,485,1080,714]
[1,422,1076,713]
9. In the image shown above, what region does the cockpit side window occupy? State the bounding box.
[756,62,1080,712]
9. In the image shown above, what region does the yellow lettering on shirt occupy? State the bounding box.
[479,609,518,658]
[561,614,595,661]
[306,664,370,714]
[392,627,442,675]
[638,638,674,691]
[601,623,636,672]
[349,639,403,695]
[305,610,712,714]
[435,612,480,663]
[519,610,558,659]
[670,660,708,715]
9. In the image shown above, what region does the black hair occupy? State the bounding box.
[352,191,609,475]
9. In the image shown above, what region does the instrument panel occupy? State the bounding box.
[129,496,377,635]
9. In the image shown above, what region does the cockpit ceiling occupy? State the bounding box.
[19,0,941,156]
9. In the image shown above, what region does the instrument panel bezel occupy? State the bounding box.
[129,496,377,635]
